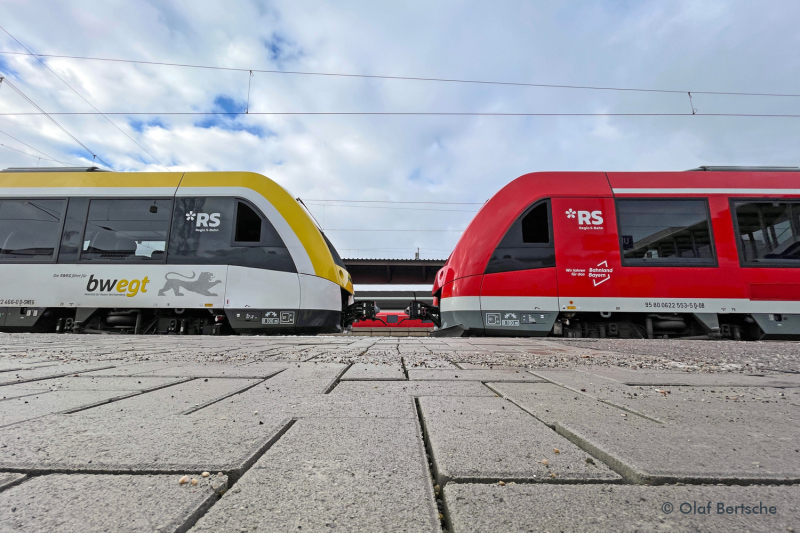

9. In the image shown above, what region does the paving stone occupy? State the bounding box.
[0,361,54,372]
[0,390,136,428]
[191,418,439,533]
[245,362,347,394]
[195,385,417,419]
[492,382,800,484]
[579,366,800,388]
[0,472,25,491]
[134,362,287,378]
[82,362,192,377]
[0,473,227,533]
[1,376,182,394]
[445,483,800,533]
[341,362,406,380]
[331,380,497,398]
[529,370,800,422]
[0,364,116,386]
[408,369,544,382]
[0,413,291,474]
[87,378,261,417]
[418,396,620,485]
[488,382,639,427]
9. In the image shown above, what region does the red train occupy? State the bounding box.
[411,167,800,340]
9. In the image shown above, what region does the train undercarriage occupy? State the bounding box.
[0,299,379,336]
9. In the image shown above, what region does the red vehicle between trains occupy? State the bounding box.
[409,167,800,340]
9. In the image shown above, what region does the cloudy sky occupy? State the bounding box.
[1,0,799,263]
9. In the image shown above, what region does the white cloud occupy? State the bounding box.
[0,0,799,261]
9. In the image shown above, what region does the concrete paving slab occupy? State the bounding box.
[491,382,800,484]
[0,390,136,428]
[195,386,417,419]
[1,375,182,394]
[134,362,286,378]
[87,378,261,416]
[331,380,497,397]
[0,472,25,491]
[408,369,544,382]
[341,362,406,380]
[0,364,116,386]
[0,385,51,400]
[579,366,800,388]
[191,418,440,533]
[445,483,800,533]
[418,396,620,485]
[0,361,54,372]
[488,382,644,427]
[0,473,227,533]
[0,413,291,475]
[80,362,192,377]
[246,362,347,394]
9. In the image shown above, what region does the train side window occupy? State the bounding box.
[169,197,296,272]
[0,199,66,262]
[617,199,715,266]
[733,201,800,266]
[81,199,172,262]
[485,200,555,274]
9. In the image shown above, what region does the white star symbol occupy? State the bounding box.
[185,211,196,221]
[566,209,576,218]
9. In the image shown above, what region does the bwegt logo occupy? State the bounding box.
[86,275,150,297]
[566,209,604,225]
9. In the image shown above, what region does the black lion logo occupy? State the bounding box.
[158,272,222,297]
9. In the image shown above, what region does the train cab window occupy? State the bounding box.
[734,201,800,266]
[81,199,172,262]
[169,197,296,272]
[485,200,555,274]
[321,231,346,268]
[0,199,66,262]
[235,202,262,242]
[617,199,715,266]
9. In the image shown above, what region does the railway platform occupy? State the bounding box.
[0,334,798,532]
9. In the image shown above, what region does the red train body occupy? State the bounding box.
[432,168,800,339]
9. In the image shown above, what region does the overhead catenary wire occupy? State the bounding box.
[304,199,485,205]
[0,127,80,166]
[1,50,799,98]
[0,25,170,172]
[1,111,800,118]
[0,141,62,162]
[305,203,478,213]
[324,229,465,232]
[0,77,114,169]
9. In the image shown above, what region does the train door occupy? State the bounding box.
[552,197,621,313]
[480,199,559,336]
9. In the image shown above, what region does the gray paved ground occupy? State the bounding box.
[0,334,798,532]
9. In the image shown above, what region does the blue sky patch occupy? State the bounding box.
[194,94,271,137]
[129,118,167,133]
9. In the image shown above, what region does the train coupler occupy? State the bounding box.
[406,300,441,328]
[343,300,380,327]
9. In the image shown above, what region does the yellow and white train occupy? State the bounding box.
[0,167,375,334]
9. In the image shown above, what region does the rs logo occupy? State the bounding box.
[566,209,603,225]
[185,211,221,227]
